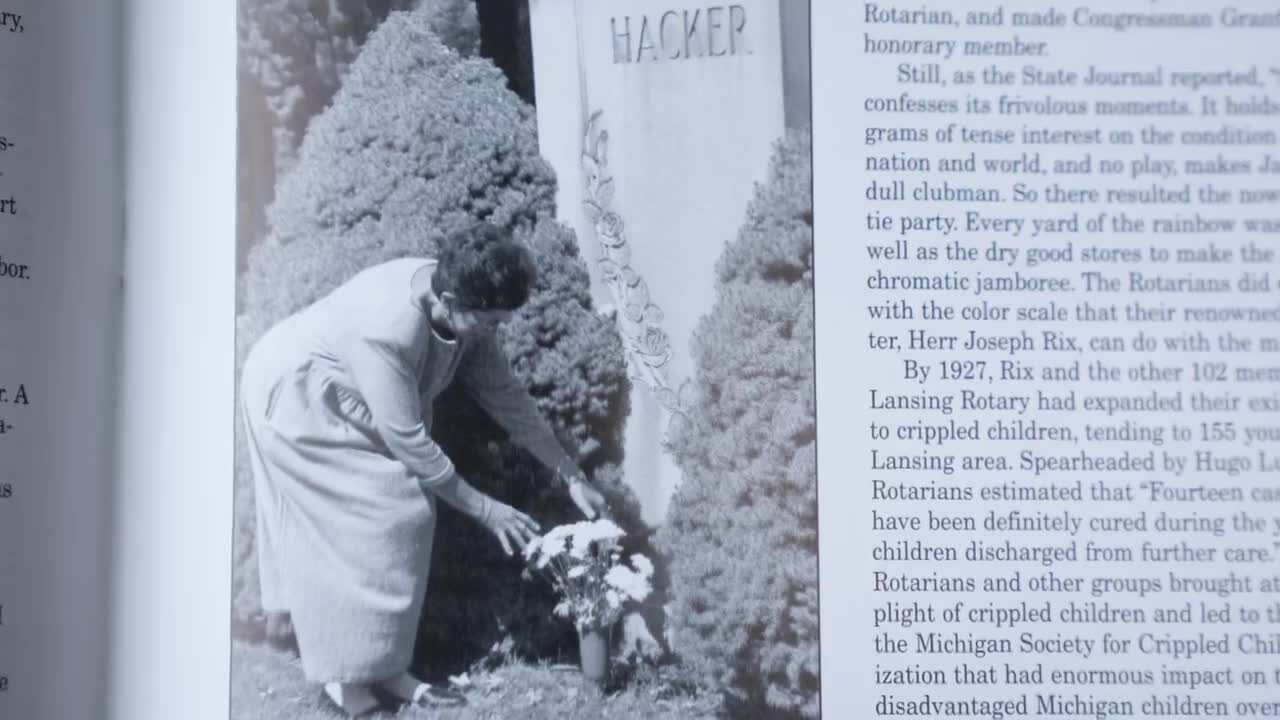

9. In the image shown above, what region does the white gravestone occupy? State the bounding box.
[530,0,785,524]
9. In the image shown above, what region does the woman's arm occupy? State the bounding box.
[432,471,541,555]
[343,333,456,487]
[459,333,610,519]
[429,471,491,520]
[457,332,577,476]
[345,330,542,551]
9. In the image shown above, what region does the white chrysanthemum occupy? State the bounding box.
[557,519,623,559]
[527,524,577,567]
[526,519,644,629]
[605,566,651,602]
[542,525,574,552]
[532,547,554,569]
[568,538,593,560]
[521,536,542,560]
[572,519,624,545]
[630,554,654,579]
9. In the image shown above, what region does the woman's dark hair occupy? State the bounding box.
[433,224,537,311]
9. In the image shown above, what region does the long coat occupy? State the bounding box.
[239,257,571,683]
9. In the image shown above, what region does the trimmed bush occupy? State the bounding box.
[233,9,631,673]
[238,0,478,174]
[660,129,818,718]
[237,0,480,267]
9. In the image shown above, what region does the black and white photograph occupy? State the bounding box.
[232,1,816,717]
[13,2,1280,719]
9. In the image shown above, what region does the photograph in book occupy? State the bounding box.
[232,1,817,718]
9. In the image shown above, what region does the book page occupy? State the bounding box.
[0,0,123,717]
[106,1,1280,719]
[817,0,1280,715]
[107,2,235,720]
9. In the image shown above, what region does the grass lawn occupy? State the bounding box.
[231,640,720,719]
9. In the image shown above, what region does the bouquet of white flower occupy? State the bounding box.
[522,519,654,632]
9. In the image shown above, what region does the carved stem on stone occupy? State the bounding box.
[581,109,689,418]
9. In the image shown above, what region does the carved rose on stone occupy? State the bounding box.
[582,108,684,417]
[597,211,624,243]
[598,259,622,283]
[599,240,631,267]
[632,326,672,369]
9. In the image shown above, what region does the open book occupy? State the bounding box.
[5,0,1280,718]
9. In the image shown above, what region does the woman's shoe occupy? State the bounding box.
[322,682,382,718]
[371,680,467,716]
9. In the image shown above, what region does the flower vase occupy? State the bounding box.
[577,627,610,684]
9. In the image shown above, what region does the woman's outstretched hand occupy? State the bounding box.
[481,499,541,556]
[566,471,610,520]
